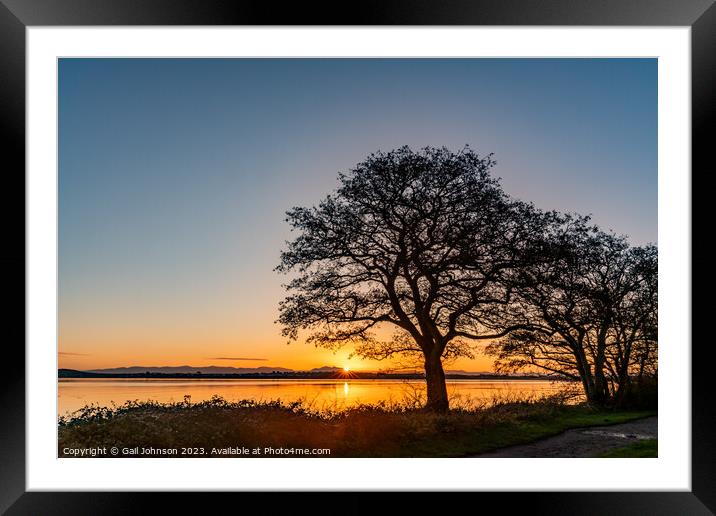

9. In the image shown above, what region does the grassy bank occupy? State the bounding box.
[598,439,658,458]
[58,394,655,458]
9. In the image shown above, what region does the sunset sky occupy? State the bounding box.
[58,58,657,372]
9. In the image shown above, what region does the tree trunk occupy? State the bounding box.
[591,324,611,406]
[592,369,610,406]
[424,354,449,412]
[614,378,630,407]
[573,346,600,405]
[612,364,632,407]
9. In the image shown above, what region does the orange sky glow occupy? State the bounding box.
[58,319,497,372]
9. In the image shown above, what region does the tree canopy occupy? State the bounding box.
[487,217,658,405]
[277,146,552,410]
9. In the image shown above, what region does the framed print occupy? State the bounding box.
[2,0,714,513]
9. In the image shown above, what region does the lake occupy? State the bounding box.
[58,378,576,416]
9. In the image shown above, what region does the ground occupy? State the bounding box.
[472,416,657,458]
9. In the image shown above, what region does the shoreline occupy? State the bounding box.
[58,368,570,381]
[57,397,656,458]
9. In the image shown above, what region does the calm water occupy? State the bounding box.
[58,378,573,416]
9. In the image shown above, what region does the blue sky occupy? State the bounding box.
[58,58,657,369]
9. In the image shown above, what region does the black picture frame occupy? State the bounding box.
[2,1,712,513]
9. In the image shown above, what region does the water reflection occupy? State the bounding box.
[58,378,574,416]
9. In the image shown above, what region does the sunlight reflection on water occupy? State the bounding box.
[58,378,577,416]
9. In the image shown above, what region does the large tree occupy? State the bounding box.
[276,146,547,411]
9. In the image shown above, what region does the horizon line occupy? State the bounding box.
[58,363,508,375]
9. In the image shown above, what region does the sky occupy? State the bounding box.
[58,58,657,372]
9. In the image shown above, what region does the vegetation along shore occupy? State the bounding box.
[59,393,656,458]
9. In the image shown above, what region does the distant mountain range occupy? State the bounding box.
[85,365,345,375]
[60,365,560,381]
[82,365,498,375]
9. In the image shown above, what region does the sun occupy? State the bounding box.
[343,366,351,372]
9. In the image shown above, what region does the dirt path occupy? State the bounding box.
[472,416,657,458]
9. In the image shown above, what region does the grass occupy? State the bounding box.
[598,439,658,458]
[58,391,656,458]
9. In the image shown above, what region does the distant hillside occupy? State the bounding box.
[445,369,491,375]
[71,364,501,376]
[58,367,565,381]
[86,365,295,375]
[59,369,105,378]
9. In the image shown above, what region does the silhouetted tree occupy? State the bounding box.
[487,217,658,406]
[603,244,657,404]
[276,146,548,411]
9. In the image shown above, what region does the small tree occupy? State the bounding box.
[603,244,658,404]
[276,146,546,411]
[487,217,658,407]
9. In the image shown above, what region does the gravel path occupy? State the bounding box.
[472,416,657,458]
